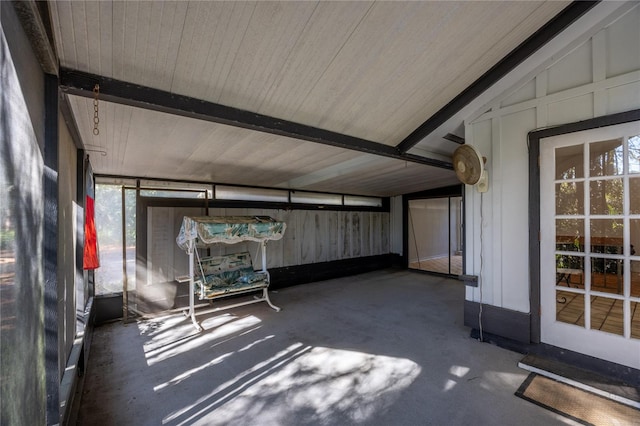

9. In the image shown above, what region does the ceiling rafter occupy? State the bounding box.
[396,0,599,154]
[59,68,452,170]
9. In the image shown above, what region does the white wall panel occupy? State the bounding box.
[547,40,593,94]
[606,6,640,79]
[466,119,493,305]
[607,81,640,115]
[500,108,537,312]
[501,79,536,108]
[547,93,594,126]
[465,3,640,315]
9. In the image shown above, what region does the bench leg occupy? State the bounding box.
[183,309,202,332]
[263,288,281,312]
[183,278,203,331]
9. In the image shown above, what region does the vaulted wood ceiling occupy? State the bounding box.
[49,1,576,196]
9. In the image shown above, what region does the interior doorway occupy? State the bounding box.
[408,196,463,276]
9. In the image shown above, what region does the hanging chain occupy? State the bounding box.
[93,84,100,136]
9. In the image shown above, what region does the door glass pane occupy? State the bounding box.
[629,135,640,174]
[591,257,623,295]
[556,219,584,252]
[591,297,624,336]
[631,260,640,298]
[556,255,584,289]
[556,182,584,215]
[590,219,623,254]
[556,145,584,179]
[590,138,624,176]
[631,301,640,340]
[408,198,449,274]
[630,177,640,214]
[556,291,584,327]
[590,179,623,215]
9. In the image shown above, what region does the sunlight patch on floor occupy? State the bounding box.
[139,313,262,366]
[442,365,472,392]
[481,371,528,393]
[163,345,421,425]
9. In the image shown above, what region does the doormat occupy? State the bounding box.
[515,373,640,425]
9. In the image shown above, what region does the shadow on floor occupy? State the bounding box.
[77,269,577,426]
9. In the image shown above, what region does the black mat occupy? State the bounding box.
[515,373,640,425]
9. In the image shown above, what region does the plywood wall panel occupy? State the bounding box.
[340,211,352,258]
[360,213,370,257]
[351,212,361,257]
[370,212,381,255]
[299,210,316,264]
[381,211,390,255]
[314,212,328,263]
[149,207,389,284]
[148,207,174,284]
[326,211,339,262]
[282,210,299,267]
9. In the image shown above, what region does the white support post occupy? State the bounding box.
[185,239,201,331]
[261,240,267,272]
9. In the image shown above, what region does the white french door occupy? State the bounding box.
[540,121,640,369]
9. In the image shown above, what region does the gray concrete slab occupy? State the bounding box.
[77,270,580,426]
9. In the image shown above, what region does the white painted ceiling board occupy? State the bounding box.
[255,2,374,123]
[384,1,569,146]
[51,1,574,196]
[68,96,376,191]
[52,1,569,140]
[307,162,459,197]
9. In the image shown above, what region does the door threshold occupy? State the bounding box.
[518,353,640,409]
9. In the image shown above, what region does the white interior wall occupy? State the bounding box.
[464,4,640,313]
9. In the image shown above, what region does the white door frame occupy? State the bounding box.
[539,120,640,369]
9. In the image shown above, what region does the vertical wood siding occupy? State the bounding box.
[148,207,389,283]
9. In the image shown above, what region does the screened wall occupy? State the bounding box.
[94,181,390,319]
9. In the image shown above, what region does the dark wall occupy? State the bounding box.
[0,3,47,424]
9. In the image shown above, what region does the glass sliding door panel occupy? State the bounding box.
[450,197,463,275]
[408,195,462,275]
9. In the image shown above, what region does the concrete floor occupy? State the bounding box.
[76,270,580,426]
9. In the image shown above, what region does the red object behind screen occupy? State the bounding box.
[83,195,100,269]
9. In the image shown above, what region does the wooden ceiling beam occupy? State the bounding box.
[59,68,452,170]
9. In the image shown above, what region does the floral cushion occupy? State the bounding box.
[195,252,269,299]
